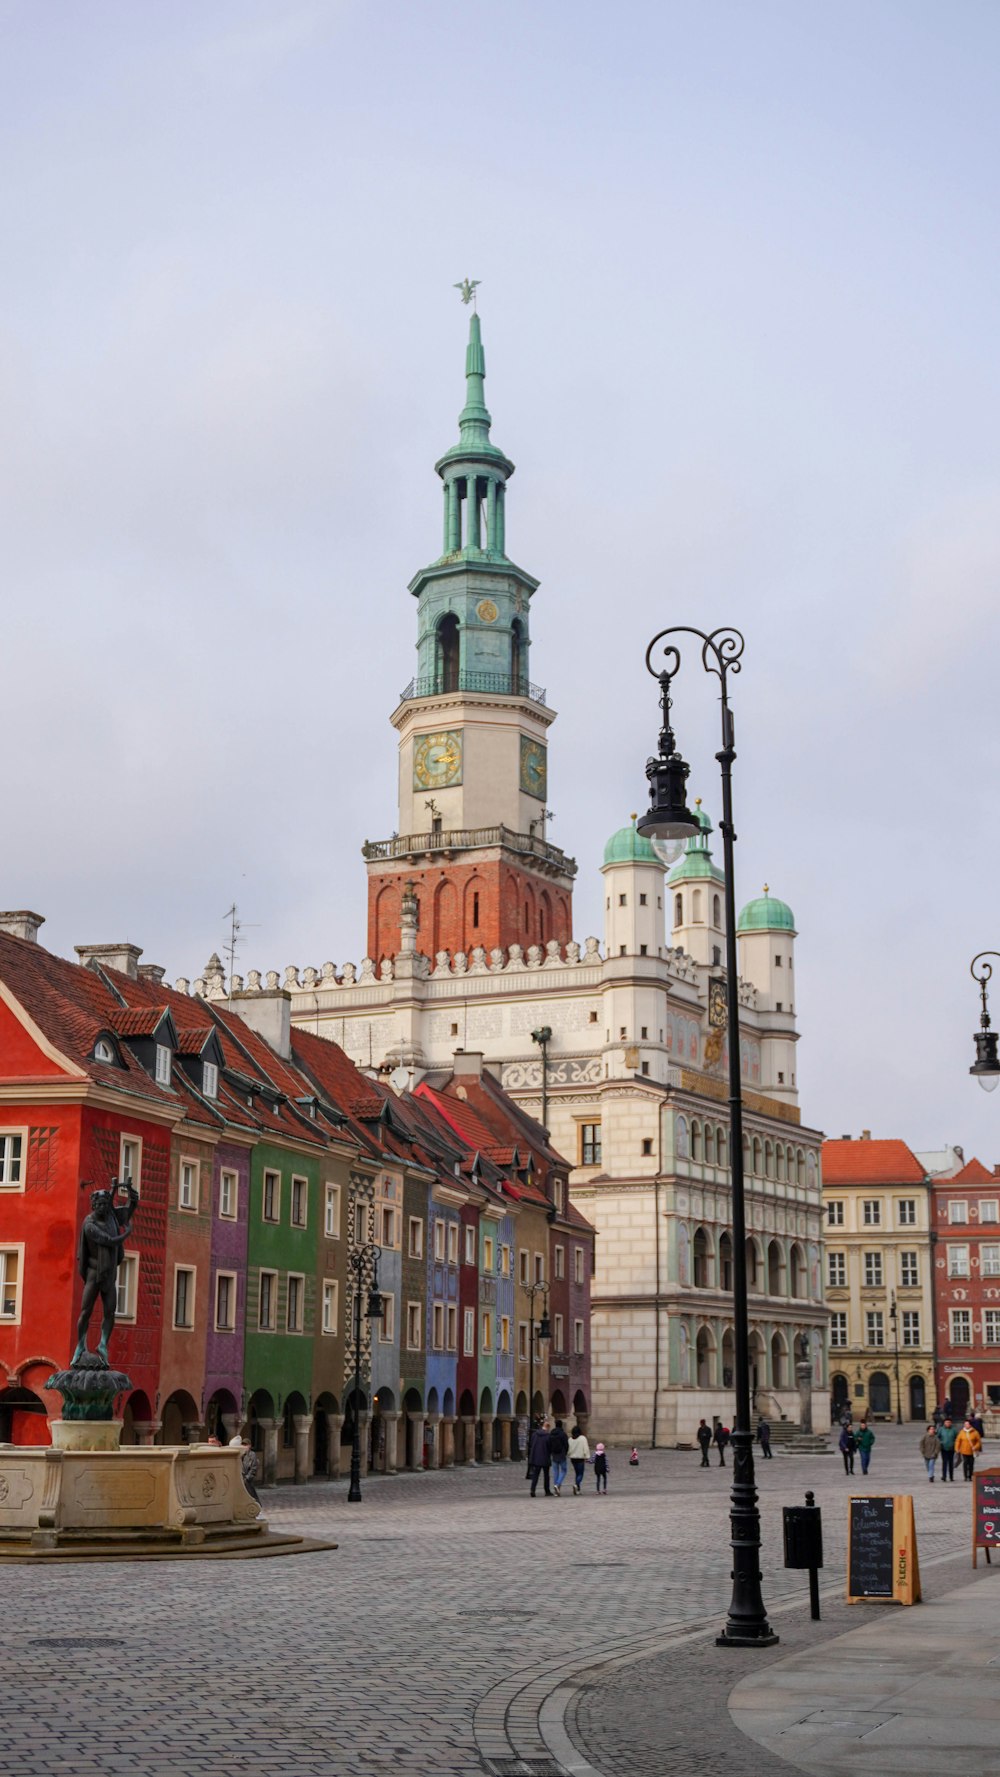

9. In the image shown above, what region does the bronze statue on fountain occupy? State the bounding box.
[47,1179,138,1421]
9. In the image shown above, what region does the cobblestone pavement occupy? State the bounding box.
[0,1426,989,1777]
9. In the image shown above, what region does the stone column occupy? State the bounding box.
[257,1417,280,1487]
[441,1415,456,1467]
[497,1415,512,1459]
[132,1420,161,1447]
[182,1420,205,1447]
[447,478,460,552]
[796,1361,813,1435]
[460,1414,477,1464]
[479,1414,494,1460]
[220,1413,241,1445]
[467,474,481,549]
[495,482,505,555]
[426,1414,441,1469]
[382,1410,400,1475]
[293,1413,314,1484]
[407,1412,426,1469]
[486,478,497,552]
[328,1414,344,1479]
[358,1412,371,1478]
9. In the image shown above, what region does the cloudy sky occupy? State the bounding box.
[3,1,999,1160]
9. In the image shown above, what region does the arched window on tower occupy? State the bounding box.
[437,614,460,694]
[692,889,702,922]
[674,892,683,927]
[511,618,524,695]
[713,894,721,927]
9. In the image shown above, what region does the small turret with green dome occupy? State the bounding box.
[603,814,660,867]
[737,886,796,934]
[667,799,725,886]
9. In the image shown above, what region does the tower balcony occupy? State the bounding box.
[362,822,577,879]
[398,669,547,707]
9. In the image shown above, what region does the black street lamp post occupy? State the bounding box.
[526,1280,551,1435]
[347,1239,384,1504]
[889,1292,903,1425]
[970,955,1000,1091]
[637,625,778,1648]
[531,1026,553,1133]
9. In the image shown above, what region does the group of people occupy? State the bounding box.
[919,1414,984,1482]
[526,1419,610,1495]
[695,1417,775,1466]
[838,1420,876,1475]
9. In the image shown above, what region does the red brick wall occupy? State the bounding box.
[367,858,573,962]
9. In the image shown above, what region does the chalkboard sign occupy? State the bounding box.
[973,1468,1000,1566]
[848,1497,894,1598]
[846,1495,920,1606]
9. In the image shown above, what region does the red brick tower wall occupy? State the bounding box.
[367,858,573,964]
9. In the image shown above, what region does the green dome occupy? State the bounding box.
[737,889,796,933]
[667,799,724,885]
[603,818,659,866]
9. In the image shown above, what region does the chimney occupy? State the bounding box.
[228,989,291,1060]
[138,963,166,985]
[0,911,45,943]
[861,1129,871,1141]
[75,942,142,980]
[839,1134,852,1141]
[452,1049,484,1080]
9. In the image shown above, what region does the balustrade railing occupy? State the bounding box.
[398,671,547,705]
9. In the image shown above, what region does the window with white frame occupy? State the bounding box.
[286,1274,304,1333]
[900,1251,919,1287]
[574,1247,584,1286]
[951,1308,972,1345]
[202,1060,218,1099]
[179,1160,198,1211]
[897,1199,916,1225]
[354,1199,369,1245]
[982,1243,1000,1278]
[380,1203,398,1249]
[533,1252,544,1284]
[0,1247,22,1320]
[215,1271,237,1331]
[862,1200,882,1225]
[173,1266,195,1330]
[554,1245,565,1280]
[408,1217,424,1259]
[291,1176,308,1228]
[574,1319,585,1355]
[985,1309,1000,1344]
[464,1224,475,1264]
[115,1253,138,1320]
[554,1178,565,1212]
[379,1292,394,1342]
[155,1044,172,1085]
[324,1183,341,1238]
[433,1220,445,1262]
[518,1247,529,1284]
[447,1223,459,1265]
[828,1252,847,1288]
[826,1200,844,1226]
[481,1311,493,1353]
[863,1251,883,1288]
[554,1311,565,1351]
[119,1136,141,1191]
[258,1269,277,1330]
[518,1321,528,1361]
[500,1315,511,1353]
[901,1310,920,1347]
[463,1306,475,1355]
[322,1280,338,1335]
[948,1244,970,1278]
[432,1302,445,1349]
[219,1169,238,1220]
[94,1038,115,1063]
[865,1310,884,1347]
[262,1170,280,1223]
[581,1122,601,1166]
[446,1303,457,1350]
[406,1301,421,1350]
[829,1310,847,1347]
[484,1235,494,1272]
[0,1132,25,1190]
[982,1200,1000,1223]
[949,1200,969,1224]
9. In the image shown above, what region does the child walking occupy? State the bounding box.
[593,1442,609,1493]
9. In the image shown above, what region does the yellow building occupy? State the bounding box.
[822,1135,936,1423]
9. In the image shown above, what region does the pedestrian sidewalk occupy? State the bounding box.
[729,1568,1000,1776]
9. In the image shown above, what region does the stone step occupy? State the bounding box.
[779,1434,835,1455]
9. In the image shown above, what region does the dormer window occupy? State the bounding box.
[203,1061,218,1100]
[155,1045,171,1086]
[94,1039,115,1064]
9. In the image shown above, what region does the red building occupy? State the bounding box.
[931,1156,1000,1420]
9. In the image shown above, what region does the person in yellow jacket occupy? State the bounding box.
[956,1419,982,1482]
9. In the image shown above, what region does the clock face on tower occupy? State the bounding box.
[413,730,463,790]
[520,736,547,800]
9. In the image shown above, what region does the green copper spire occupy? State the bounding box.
[437,308,511,473]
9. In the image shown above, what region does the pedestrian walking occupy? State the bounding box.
[594,1443,609,1493]
[756,1417,773,1459]
[230,1433,260,1507]
[713,1422,730,1467]
[956,1418,982,1482]
[629,1446,639,1467]
[839,1422,857,1475]
[919,1423,941,1483]
[971,1408,985,1440]
[549,1419,569,1496]
[696,1419,712,1468]
[938,1417,958,1482]
[567,1423,591,1494]
[855,1422,875,1476]
[528,1419,553,1497]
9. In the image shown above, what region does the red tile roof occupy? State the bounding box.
[822,1138,926,1185]
[949,1157,997,1185]
[111,1007,170,1037]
